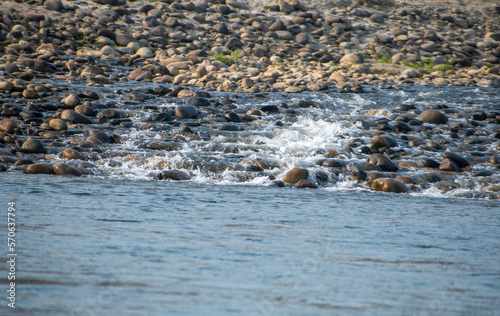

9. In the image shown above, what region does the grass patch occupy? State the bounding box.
[212,49,241,66]
[485,62,494,68]
[378,54,392,64]
[402,58,455,72]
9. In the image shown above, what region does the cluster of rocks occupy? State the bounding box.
[0,0,499,95]
[0,0,499,198]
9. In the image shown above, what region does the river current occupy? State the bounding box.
[1,85,500,315]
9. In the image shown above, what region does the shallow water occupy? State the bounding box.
[39,84,499,199]
[2,173,499,315]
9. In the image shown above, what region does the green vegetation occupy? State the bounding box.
[213,49,241,66]
[378,54,392,64]
[485,62,494,68]
[402,58,455,72]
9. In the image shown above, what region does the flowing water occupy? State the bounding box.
[1,173,500,315]
[46,84,500,198]
[1,85,500,315]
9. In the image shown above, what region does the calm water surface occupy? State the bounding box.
[1,173,499,315]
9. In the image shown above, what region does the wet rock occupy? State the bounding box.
[422,158,440,169]
[367,154,398,172]
[175,105,198,119]
[271,180,285,187]
[418,110,448,125]
[439,158,461,172]
[157,170,191,181]
[61,93,81,108]
[48,118,68,131]
[283,168,309,183]
[0,149,14,157]
[0,118,17,134]
[22,137,46,154]
[218,125,241,131]
[260,105,279,113]
[0,164,6,172]
[61,110,92,124]
[443,152,470,169]
[52,162,82,176]
[23,89,39,99]
[75,104,96,117]
[89,129,109,142]
[295,179,317,189]
[370,135,393,152]
[371,178,409,193]
[490,155,500,165]
[224,112,241,122]
[97,109,121,119]
[187,97,210,107]
[26,163,55,175]
[62,148,85,160]
[321,159,346,168]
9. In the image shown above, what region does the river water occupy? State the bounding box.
[1,173,500,315]
[1,85,500,315]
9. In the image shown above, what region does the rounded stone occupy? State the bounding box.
[187,97,210,107]
[340,53,364,64]
[157,170,191,181]
[295,179,318,189]
[80,65,104,78]
[418,110,448,124]
[23,89,39,99]
[61,110,92,124]
[442,152,470,168]
[283,168,309,183]
[175,105,198,119]
[61,93,81,108]
[136,47,154,58]
[439,158,461,172]
[22,137,46,153]
[371,178,409,193]
[49,118,68,131]
[367,154,398,172]
[75,104,96,117]
[0,118,17,133]
[52,162,82,176]
[26,163,54,174]
[62,148,85,160]
[44,0,64,11]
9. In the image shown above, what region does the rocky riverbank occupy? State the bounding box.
[0,0,499,198]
